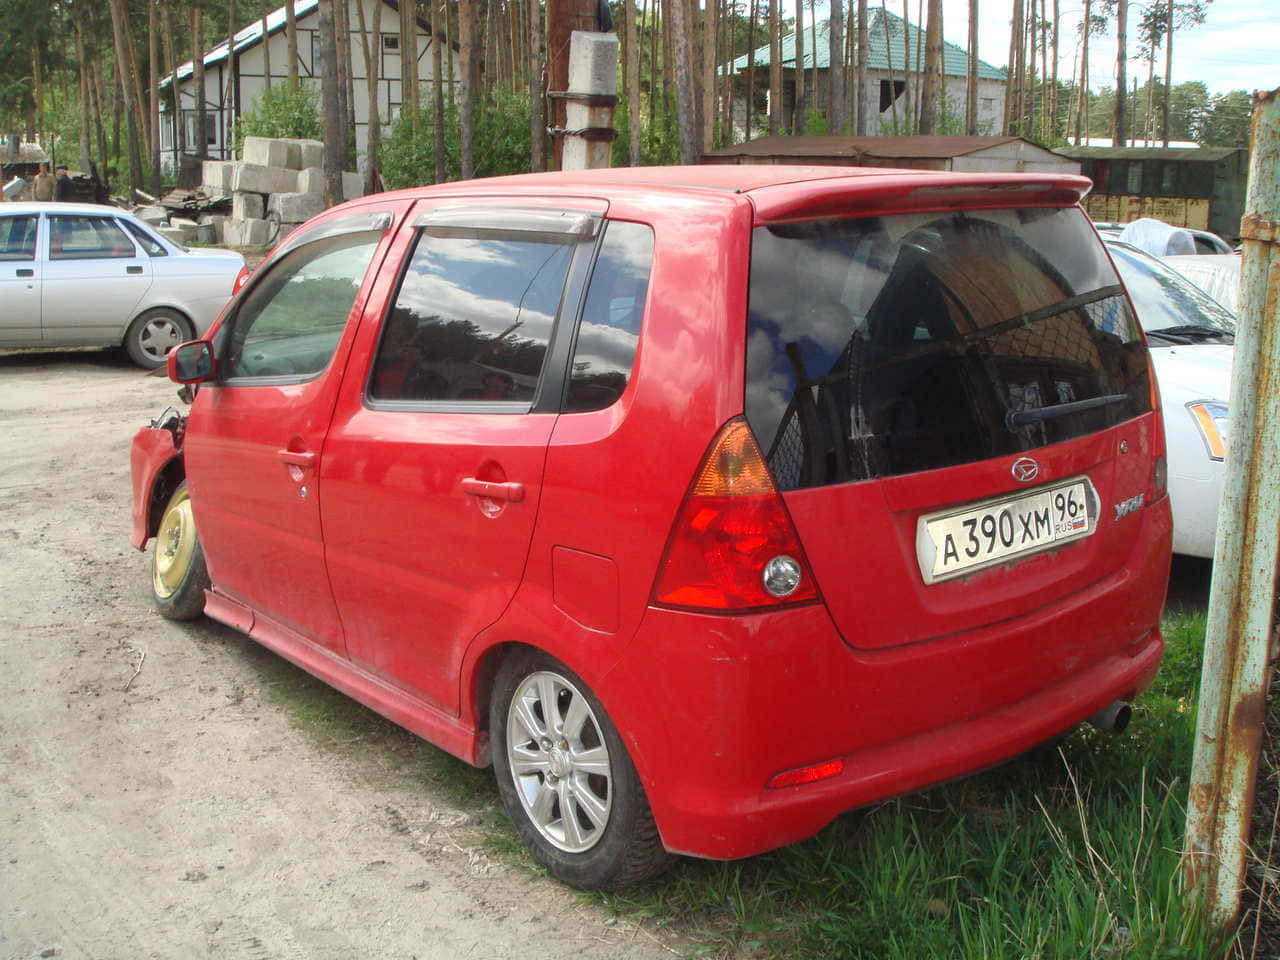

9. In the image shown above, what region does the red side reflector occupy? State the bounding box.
[766,758,845,790]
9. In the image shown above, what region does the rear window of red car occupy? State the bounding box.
[745,206,1152,491]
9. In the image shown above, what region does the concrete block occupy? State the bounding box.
[155,226,187,244]
[290,139,324,169]
[169,217,200,243]
[133,205,167,226]
[268,191,326,223]
[242,136,301,169]
[202,160,232,192]
[232,191,265,221]
[224,217,273,247]
[231,162,298,196]
[343,172,365,199]
[296,166,325,195]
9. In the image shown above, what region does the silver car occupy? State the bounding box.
[1,202,245,368]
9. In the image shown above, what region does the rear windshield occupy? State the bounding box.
[746,207,1151,491]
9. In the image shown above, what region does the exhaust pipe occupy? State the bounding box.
[1086,700,1132,735]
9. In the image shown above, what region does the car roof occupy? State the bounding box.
[2,201,133,218]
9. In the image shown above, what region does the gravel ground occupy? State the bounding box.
[0,348,684,960]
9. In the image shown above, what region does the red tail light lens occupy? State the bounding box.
[232,265,251,296]
[766,758,845,789]
[653,419,819,612]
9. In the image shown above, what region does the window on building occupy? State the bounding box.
[183,112,217,150]
[879,80,906,113]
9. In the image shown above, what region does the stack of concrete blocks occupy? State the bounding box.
[202,135,365,248]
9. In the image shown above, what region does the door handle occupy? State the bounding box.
[127,265,144,275]
[461,478,525,502]
[15,268,33,278]
[277,449,317,468]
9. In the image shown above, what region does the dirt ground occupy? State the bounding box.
[0,349,684,960]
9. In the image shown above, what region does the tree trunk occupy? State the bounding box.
[226,0,238,158]
[899,0,910,131]
[404,0,420,122]
[746,0,757,140]
[647,0,656,136]
[286,0,299,88]
[965,0,977,133]
[106,0,144,194]
[793,0,805,134]
[354,0,383,193]
[317,0,345,205]
[1113,0,1127,145]
[191,9,208,159]
[90,56,110,189]
[527,0,544,172]
[437,0,452,180]
[881,0,899,129]
[768,0,781,135]
[918,0,940,133]
[149,0,162,189]
[1050,0,1059,140]
[1004,0,1019,134]
[856,0,868,133]
[1075,0,1089,144]
[1161,0,1172,145]
[667,0,699,162]
[626,0,642,162]
[75,14,94,174]
[262,0,272,89]
[1026,0,1036,135]
[702,0,716,151]
[829,0,844,134]
[459,0,475,178]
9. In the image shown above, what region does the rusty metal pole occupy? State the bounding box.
[1184,86,1280,930]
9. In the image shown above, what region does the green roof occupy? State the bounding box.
[729,7,1005,82]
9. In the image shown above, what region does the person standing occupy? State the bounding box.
[32,163,55,201]
[53,165,73,201]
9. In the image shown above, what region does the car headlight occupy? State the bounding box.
[1187,401,1229,460]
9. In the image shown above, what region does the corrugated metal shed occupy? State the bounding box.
[1,142,50,165]
[728,8,1005,81]
[703,135,1080,175]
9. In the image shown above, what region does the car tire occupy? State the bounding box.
[151,481,209,621]
[490,649,673,890]
[125,308,194,370]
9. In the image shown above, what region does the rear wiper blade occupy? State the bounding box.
[1006,394,1130,429]
[1152,324,1233,341]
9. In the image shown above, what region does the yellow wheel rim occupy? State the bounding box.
[153,488,197,599]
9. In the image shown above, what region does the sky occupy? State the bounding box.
[810,0,1279,96]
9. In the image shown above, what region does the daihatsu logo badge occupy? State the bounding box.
[1011,457,1039,483]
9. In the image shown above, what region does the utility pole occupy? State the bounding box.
[546,0,601,170]
[1184,86,1280,931]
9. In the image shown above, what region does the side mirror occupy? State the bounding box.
[168,340,216,384]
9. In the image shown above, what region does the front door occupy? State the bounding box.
[0,213,41,342]
[41,213,152,343]
[319,199,603,713]
[185,207,405,653]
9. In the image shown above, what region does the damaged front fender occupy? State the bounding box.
[130,410,185,551]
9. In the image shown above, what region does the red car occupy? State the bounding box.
[130,165,1172,890]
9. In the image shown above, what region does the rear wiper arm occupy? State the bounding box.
[1006,394,1130,429]
[1152,324,1233,341]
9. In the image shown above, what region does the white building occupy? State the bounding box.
[160,0,457,168]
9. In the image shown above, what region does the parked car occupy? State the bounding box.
[0,201,247,368]
[1164,253,1241,313]
[1105,240,1235,559]
[1094,220,1233,256]
[131,167,1172,889]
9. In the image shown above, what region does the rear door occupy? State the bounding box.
[41,213,153,343]
[185,205,407,654]
[319,198,604,714]
[0,213,41,342]
[744,204,1158,649]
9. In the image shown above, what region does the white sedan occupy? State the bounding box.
[1107,240,1235,559]
[0,202,246,368]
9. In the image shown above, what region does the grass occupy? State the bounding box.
[224,601,1264,960]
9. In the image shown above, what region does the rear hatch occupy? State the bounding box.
[744,204,1158,650]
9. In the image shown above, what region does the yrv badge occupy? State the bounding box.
[1011,457,1039,483]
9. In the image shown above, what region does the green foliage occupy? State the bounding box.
[612,94,680,167]
[379,89,532,188]
[233,81,324,157]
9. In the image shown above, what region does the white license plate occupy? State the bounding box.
[916,478,1099,584]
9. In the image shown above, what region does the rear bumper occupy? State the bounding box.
[604,500,1171,860]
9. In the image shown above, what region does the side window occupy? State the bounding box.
[120,218,169,257]
[48,215,137,260]
[369,231,574,403]
[0,215,37,261]
[565,221,653,413]
[224,231,382,379]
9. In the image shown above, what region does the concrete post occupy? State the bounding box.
[561,32,618,172]
[1184,86,1280,930]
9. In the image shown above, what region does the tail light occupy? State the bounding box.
[232,265,251,296]
[652,418,820,612]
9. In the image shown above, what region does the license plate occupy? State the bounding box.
[915,477,1099,584]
